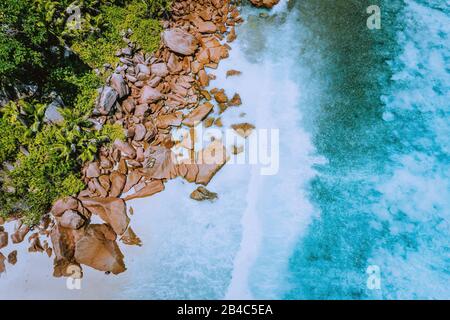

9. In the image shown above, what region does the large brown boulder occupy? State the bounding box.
[151,63,169,77]
[227,27,237,42]
[214,89,228,103]
[53,260,82,278]
[50,224,83,277]
[51,196,79,217]
[123,170,143,194]
[99,175,111,193]
[228,93,242,106]
[28,235,45,253]
[156,113,183,129]
[211,0,224,9]
[162,29,199,55]
[11,224,30,244]
[91,178,108,197]
[0,230,8,249]
[208,47,223,64]
[167,53,182,74]
[193,20,217,34]
[124,180,165,201]
[141,146,178,180]
[133,124,146,141]
[226,69,242,77]
[94,86,118,116]
[120,227,142,246]
[198,69,209,87]
[134,104,149,117]
[110,73,129,98]
[122,98,136,114]
[74,224,126,275]
[0,252,5,274]
[250,0,280,8]
[8,250,17,265]
[109,171,126,197]
[113,139,136,159]
[182,102,214,127]
[139,86,163,104]
[51,225,77,261]
[80,197,129,236]
[59,210,85,230]
[190,186,218,201]
[177,162,200,183]
[231,123,255,138]
[85,162,101,178]
[196,140,228,185]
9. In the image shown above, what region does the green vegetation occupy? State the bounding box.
[0,0,169,93]
[72,1,164,68]
[0,0,170,223]
[0,103,125,223]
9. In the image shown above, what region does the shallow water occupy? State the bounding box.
[1,0,449,299]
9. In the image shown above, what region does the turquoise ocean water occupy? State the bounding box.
[219,0,450,300]
[261,0,450,299]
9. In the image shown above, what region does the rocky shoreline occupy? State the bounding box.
[0,0,279,278]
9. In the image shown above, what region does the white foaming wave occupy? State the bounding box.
[223,6,323,299]
[369,153,450,299]
[271,0,289,14]
[218,48,273,300]
[369,0,450,299]
[224,165,263,299]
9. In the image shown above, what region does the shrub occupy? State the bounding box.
[0,99,126,223]
[101,123,126,144]
[140,0,172,18]
[71,0,163,68]
[0,117,22,164]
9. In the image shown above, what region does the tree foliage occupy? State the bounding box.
[0,0,169,223]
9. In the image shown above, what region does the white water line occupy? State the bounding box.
[223,56,273,301]
[271,0,289,14]
[224,163,262,299]
[223,56,271,301]
[224,0,294,299]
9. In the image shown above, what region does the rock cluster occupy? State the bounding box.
[249,0,280,9]
[0,0,260,277]
[0,0,246,277]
